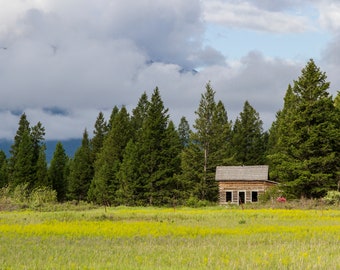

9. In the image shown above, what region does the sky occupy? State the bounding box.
[0,0,340,140]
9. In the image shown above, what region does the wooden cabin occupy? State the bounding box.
[215,165,277,205]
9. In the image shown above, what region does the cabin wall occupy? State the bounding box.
[218,180,276,205]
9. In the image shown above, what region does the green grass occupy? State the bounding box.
[0,206,339,269]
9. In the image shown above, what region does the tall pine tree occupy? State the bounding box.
[133,87,170,205]
[8,114,47,190]
[181,82,232,202]
[177,116,190,148]
[9,113,30,160]
[107,106,119,131]
[0,150,8,188]
[268,59,340,198]
[231,101,266,165]
[210,101,233,166]
[88,106,132,205]
[31,122,46,188]
[115,140,139,205]
[131,92,149,137]
[48,142,69,202]
[91,111,108,161]
[31,122,45,164]
[11,128,34,188]
[8,113,31,186]
[156,121,182,204]
[34,144,48,188]
[334,91,340,109]
[68,129,93,201]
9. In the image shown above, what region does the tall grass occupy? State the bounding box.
[0,207,339,269]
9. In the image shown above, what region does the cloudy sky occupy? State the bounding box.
[0,0,339,140]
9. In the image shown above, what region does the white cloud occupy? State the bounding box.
[202,0,310,33]
[0,0,339,141]
[245,0,311,12]
[0,111,19,139]
[317,1,340,31]
[198,52,302,128]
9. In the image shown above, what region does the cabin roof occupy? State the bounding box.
[215,165,269,181]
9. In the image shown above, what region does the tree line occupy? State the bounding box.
[0,59,339,205]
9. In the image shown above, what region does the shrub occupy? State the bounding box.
[186,196,200,207]
[0,185,11,201]
[185,196,212,207]
[259,186,283,203]
[29,187,57,209]
[0,186,15,211]
[323,190,340,205]
[13,183,30,204]
[0,184,58,210]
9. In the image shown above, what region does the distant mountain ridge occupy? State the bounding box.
[0,138,81,162]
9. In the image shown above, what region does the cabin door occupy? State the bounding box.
[238,191,245,204]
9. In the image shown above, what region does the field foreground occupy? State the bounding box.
[0,207,339,269]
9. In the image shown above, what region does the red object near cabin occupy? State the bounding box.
[277,196,286,203]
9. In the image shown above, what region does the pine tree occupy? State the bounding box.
[132,87,170,205]
[8,114,47,190]
[231,101,266,165]
[131,92,149,139]
[177,116,190,148]
[180,138,204,200]
[12,128,34,188]
[116,140,139,205]
[192,82,216,201]
[31,122,45,163]
[181,82,231,201]
[8,113,31,183]
[335,92,340,191]
[268,59,340,198]
[0,150,8,188]
[267,85,298,181]
[266,114,279,157]
[88,106,132,205]
[334,91,340,109]
[155,121,182,205]
[107,106,119,131]
[68,129,93,201]
[210,101,233,165]
[34,144,48,188]
[91,111,108,161]
[48,142,68,201]
[31,122,46,188]
[10,113,30,159]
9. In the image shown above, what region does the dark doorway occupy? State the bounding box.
[238,191,245,204]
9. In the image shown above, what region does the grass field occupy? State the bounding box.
[0,206,339,269]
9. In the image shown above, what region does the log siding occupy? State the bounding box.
[215,165,277,205]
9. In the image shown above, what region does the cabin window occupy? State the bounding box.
[226,191,232,202]
[251,191,258,202]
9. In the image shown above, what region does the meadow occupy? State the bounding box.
[0,206,339,269]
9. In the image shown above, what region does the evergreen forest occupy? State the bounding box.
[1,59,339,205]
